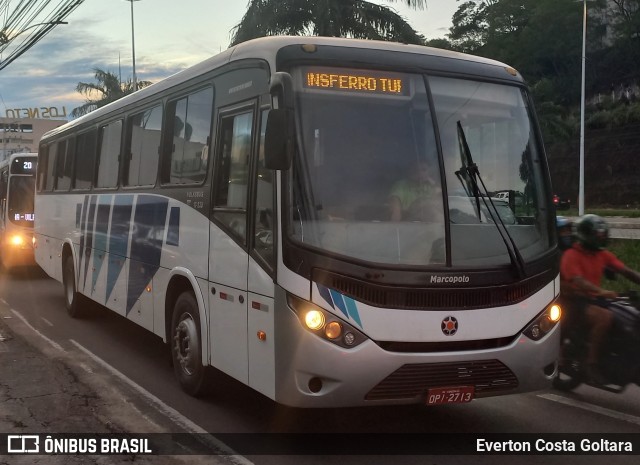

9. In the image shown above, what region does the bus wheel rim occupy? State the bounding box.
[64,263,74,305]
[174,315,198,376]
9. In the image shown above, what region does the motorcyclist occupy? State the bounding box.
[559,214,640,384]
[556,216,574,251]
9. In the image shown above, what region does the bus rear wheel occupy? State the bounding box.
[62,255,84,318]
[171,291,207,396]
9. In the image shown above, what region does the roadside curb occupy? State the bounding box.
[0,307,223,464]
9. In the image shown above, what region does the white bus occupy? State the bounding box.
[35,36,561,408]
[0,152,38,269]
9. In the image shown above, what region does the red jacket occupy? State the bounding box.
[560,243,624,296]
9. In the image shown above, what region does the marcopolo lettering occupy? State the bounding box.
[430,275,470,284]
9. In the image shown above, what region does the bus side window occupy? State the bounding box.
[46,143,58,191]
[96,120,122,188]
[125,105,162,187]
[214,109,254,244]
[162,86,213,184]
[253,108,274,268]
[55,138,74,191]
[74,129,97,190]
[37,145,48,192]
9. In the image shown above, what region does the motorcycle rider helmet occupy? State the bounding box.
[575,214,609,251]
[556,216,574,251]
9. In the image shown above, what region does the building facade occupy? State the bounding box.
[1,112,67,161]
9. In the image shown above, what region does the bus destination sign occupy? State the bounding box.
[304,68,409,96]
[11,157,37,175]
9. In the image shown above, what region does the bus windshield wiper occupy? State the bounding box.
[455,121,527,279]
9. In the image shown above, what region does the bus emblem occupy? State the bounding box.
[441,316,458,336]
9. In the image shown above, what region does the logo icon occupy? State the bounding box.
[441,316,458,336]
[7,435,40,453]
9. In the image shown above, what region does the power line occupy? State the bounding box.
[0,0,86,72]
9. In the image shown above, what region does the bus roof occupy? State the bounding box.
[43,36,521,141]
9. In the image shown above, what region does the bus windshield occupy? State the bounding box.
[8,176,35,227]
[288,66,551,268]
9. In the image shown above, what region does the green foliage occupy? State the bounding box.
[583,101,640,130]
[230,0,426,46]
[424,38,455,50]
[604,239,640,293]
[71,68,152,118]
[444,0,640,146]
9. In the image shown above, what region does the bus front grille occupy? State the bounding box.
[365,360,518,401]
[314,270,551,310]
[375,336,518,353]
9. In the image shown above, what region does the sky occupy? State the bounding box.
[0,0,458,120]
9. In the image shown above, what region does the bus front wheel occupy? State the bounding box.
[62,256,84,318]
[171,291,207,396]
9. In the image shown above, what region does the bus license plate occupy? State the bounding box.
[426,386,474,406]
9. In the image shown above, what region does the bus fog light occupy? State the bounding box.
[308,377,323,393]
[305,310,325,330]
[549,304,561,322]
[324,321,342,339]
[530,325,541,339]
[344,332,356,345]
[10,235,24,246]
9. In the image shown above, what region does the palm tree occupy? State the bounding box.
[230,0,427,46]
[71,68,152,118]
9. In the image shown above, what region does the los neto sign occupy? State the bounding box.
[5,107,68,119]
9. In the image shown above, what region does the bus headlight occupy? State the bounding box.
[9,235,25,247]
[304,310,325,330]
[524,302,562,341]
[287,294,367,348]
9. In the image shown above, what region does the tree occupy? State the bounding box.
[71,68,152,118]
[230,0,427,46]
[609,0,640,39]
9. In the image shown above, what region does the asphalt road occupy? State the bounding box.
[1,267,640,465]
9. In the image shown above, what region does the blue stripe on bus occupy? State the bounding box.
[329,289,349,319]
[317,284,335,310]
[126,195,168,315]
[78,196,89,272]
[82,195,97,291]
[106,195,133,304]
[318,284,363,328]
[91,195,112,294]
[344,296,362,328]
[167,207,180,246]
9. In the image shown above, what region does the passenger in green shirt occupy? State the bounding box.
[389,160,439,221]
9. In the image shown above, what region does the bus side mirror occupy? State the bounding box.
[265,72,295,170]
[264,109,293,170]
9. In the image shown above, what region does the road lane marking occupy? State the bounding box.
[69,339,255,465]
[41,317,54,327]
[0,298,8,306]
[10,309,64,352]
[539,393,640,426]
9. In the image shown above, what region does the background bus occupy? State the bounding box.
[0,152,37,269]
[34,36,561,408]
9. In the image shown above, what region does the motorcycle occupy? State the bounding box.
[554,291,640,393]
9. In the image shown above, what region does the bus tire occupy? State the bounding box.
[553,366,583,392]
[62,255,84,318]
[171,291,207,396]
